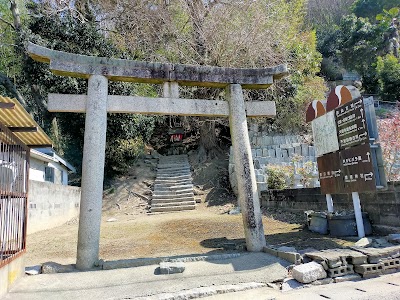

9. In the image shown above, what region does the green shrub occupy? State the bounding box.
[266,165,291,190]
[105,137,145,176]
[376,54,400,102]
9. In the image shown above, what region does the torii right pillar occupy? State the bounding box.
[227,84,266,251]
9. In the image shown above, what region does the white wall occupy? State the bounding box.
[29,157,69,185]
[28,180,81,234]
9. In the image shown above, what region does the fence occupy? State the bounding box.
[0,122,29,268]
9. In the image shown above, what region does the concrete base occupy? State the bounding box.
[0,254,25,298]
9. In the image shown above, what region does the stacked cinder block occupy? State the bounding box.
[264,244,400,288]
[350,246,400,277]
[304,249,368,282]
[229,123,319,194]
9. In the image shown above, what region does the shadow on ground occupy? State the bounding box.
[200,228,355,252]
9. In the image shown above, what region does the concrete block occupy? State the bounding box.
[255,149,262,157]
[292,261,327,283]
[262,148,269,157]
[282,149,288,158]
[263,136,273,146]
[381,258,400,269]
[263,246,278,257]
[327,264,354,278]
[277,251,302,265]
[382,268,399,275]
[354,263,383,276]
[333,274,362,283]
[159,262,185,274]
[251,149,256,157]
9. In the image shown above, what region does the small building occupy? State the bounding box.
[30,148,76,185]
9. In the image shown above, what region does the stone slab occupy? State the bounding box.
[48,94,276,117]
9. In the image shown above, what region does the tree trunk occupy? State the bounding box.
[197,119,223,162]
[9,0,21,31]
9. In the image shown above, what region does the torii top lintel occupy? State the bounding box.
[27,42,288,89]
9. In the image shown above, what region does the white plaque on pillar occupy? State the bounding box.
[312,111,339,157]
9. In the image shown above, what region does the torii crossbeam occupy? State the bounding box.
[28,42,288,270]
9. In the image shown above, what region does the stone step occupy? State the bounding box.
[159,159,188,164]
[150,204,195,213]
[154,180,192,187]
[154,179,192,185]
[152,188,193,195]
[154,184,193,192]
[152,193,194,200]
[151,197,196,207]
[156,174,192,180]
[157,169,191,175]
[157,163,190,169]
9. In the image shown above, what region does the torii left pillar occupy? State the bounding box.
[76,75,108,270]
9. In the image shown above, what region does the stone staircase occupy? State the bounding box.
[151,154,196,213]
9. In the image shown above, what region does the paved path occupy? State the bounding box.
[204,272,400,300]
[5,252,289,300]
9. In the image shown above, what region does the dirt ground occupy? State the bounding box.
[24,153,355,266]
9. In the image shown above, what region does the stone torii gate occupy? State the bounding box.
[28,42,288,270]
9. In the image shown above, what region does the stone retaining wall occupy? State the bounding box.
[260,182,400,228]
[229,125,319,194]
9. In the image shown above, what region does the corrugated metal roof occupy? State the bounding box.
[0,96,53,147]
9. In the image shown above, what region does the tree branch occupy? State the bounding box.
[0,17,15,29]
[0,72,27,106]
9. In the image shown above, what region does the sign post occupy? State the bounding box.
[352,192,365,238]
[307,86,381,238]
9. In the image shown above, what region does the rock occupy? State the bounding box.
[281,278,304,292]
[106,218,117,222]
[228,207,241,215]
[388,234,400,244]
[25,265,42,275]
[354,237,373,248]
[159,262,185,274]
[42,262,75,274]
[292,261,327,283]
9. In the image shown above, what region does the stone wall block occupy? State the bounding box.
[301,144,309,156]
[275,148,282,158]
[262,148,269,157]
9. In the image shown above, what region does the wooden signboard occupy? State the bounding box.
[340,143,376,193]
[335,98,369,150]
[317,152,342,194]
